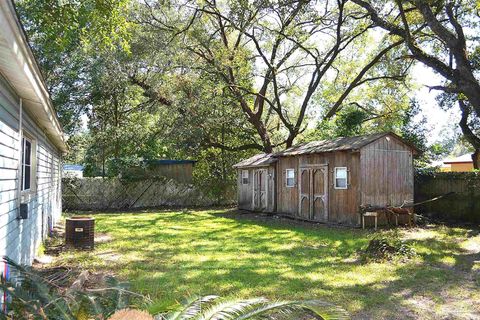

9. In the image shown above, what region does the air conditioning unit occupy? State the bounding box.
[19,203,28,219]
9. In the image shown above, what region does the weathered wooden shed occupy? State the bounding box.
[145,160,196,183]
[233,153,277,212]
[125,159,196,183]
[234,132,418,226]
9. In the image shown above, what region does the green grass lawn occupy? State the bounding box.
[56,209,480,319]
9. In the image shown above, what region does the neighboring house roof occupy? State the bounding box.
[0,1,67,153]
[145,159,197,165]
[275,132,419,157]
[443,153,473,164]
[63,164,84,171]
[233,153,277,168]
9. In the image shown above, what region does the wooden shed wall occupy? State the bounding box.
[265,165,276,212]
[360,135,414,207]
[276,151,361,225]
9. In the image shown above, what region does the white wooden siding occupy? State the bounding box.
[0,74,62,265]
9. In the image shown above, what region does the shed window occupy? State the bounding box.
[21,136,33,191]
[286,169,295,187]
[334,167,347,189]
[241,170,249,184]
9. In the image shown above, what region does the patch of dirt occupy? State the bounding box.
[33,224,117,292]
[361,238,416,262]
[96,233,113,243]
[97,251,122,262]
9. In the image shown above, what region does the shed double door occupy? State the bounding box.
[299,165,328,222]
[253,169,268,211]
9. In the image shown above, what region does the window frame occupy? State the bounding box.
[20,133,36,194]
[334,167,348,190]
[285,169,295,188]
[241,169,249,185]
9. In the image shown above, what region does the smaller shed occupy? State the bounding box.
[233,153,277,212]
[144,160,197,183]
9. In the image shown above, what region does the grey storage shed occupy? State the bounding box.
[233,153,277,212]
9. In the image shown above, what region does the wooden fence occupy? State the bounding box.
[415,171,480,223]
[62,177,234,211]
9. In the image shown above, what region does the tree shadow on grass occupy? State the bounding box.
[72,210,480,319]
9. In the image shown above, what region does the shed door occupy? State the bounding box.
[299,166,328,222]
[253,169,267,211]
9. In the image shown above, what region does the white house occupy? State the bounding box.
[0,1,67,267]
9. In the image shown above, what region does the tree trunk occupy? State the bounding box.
[472,149,480,170]
[248,115,273,153]
[458,100,480,169]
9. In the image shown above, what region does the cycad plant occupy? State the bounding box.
[155,295,349,320]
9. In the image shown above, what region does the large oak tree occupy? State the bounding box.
[351,0,480,167]
[139,0,409,153]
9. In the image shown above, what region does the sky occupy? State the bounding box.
[410,64,460,146]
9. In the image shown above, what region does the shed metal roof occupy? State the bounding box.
[233,153,277,168]
[274,132,417,156]
[233,132,419,169]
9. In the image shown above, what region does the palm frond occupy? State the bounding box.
[301,300,350,320]
[159,295,219,320]
[157,296,350,320]
[197,298,268,320]
[233,299,350,320]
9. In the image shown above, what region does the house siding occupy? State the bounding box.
[0,74,62,265]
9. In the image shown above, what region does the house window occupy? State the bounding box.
[21,136,33,191]
[286,169,295,187]
[241,170,249,184]
[334,167,348,189]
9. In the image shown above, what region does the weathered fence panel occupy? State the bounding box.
[414,172,480,223]
[62,177,234,211]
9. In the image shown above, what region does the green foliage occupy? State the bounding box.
[16,0,133,134]
[17,0,460,194]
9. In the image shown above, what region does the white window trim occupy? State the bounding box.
[241,170,249,185]
[334,167,348,190]
[285,169,295,188]
[21,132,36,196]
